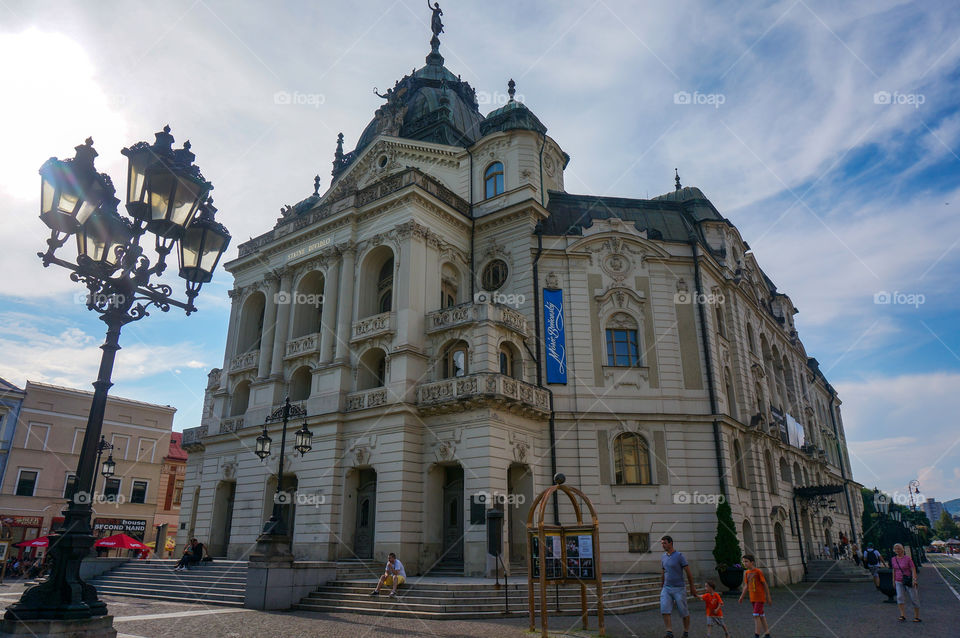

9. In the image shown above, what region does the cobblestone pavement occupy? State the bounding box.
[1,559,958,637]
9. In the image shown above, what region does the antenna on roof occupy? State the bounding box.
[675,168,682,191]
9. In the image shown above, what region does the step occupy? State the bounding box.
[87,559,249,608]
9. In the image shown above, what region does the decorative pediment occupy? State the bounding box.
[770,505,789,521]
[220,459,237,480]
[594,285,646,311]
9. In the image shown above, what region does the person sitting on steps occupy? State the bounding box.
[370,553,406,598]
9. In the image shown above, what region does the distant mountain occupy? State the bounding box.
[944,498,960,516]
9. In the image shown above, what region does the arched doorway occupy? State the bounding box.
[507,463,533,565]
[354,469,377,559]
[209,481,236,557]
[441,466,464,562]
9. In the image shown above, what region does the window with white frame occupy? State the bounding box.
[25,423,50,450]
[63,474,78,499]
[15,469,39,496]
[72,429,85,454]
[111,434,130,460]
[137,438,157,463]
[103,478,121,502]
[613,432,652,485]
[130,480,148,504]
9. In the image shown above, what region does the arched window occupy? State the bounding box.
[358,348,387,390]
[613,432,652,485]
[765,450,777,495]
[715,305,727,339]
[484,162,504,198]
[732,439,746,489]
[774,522,787,559]
[289,366,311,401]
[378,258,394,313]
[746,323,756,354]
[793,462,802,486]
[779,457,790,483]
[441,341,469,379]
[440,263,459,308]
[291,272,324,338]
[743,519,755,555]
[231,381,250,416]
[724,368,737,419]
[237,292,266,353]
[499,343,521,379]
[605,313,641,367]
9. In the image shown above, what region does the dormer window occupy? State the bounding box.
[484,162,504,198]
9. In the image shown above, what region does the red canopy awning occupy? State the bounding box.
[94,534,149,550]
[14,536,50,548]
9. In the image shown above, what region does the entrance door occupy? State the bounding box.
[508,463,533,564]
[442,466,464,561]
[354,470,376,559]
[210,481,235,557]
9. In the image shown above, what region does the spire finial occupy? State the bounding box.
[507,79,516,102]
[332,133,345,177]
[675,168,682,191]
[314,175,321,196]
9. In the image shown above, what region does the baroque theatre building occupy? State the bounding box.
[179,23,862,584]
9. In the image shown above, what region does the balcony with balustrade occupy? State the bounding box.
[229,349,259,374]
[425,302,527,337]
[285,332,322,360]
[351,311,395,343]
[416,372,549,417]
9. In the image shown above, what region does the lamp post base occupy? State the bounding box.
[0,615,116,638]
[250,532,293,562]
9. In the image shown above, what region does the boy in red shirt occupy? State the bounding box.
[700,580,730,637]
[738,554,772,638]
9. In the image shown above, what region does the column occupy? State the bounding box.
[334,246,355,361]
[257,276,279,379]
[320,258,340,364]
[220,289,243,391]
[270,270,294,376]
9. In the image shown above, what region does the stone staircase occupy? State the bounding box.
[803,559,873,583]
[335,558,384,580]
[425,558,464,577]
[296,574,663,619]
[88,558,248,606]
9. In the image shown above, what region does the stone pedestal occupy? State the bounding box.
[0,615,116,638]
[245,533,336,610]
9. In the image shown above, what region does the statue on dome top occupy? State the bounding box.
[428,2,444,38]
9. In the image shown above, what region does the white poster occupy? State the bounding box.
[578,535,593,559]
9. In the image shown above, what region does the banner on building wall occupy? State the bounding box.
[786,413,805,448]
[543,288,567,384]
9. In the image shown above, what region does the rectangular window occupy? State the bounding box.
[605,329,640,367]
[72,429,85,454]
[137,438,157,463]
[15,470,38,496]
[628,533,650,553]
[111,434,129,460]
[63,474,78,499]
[173,480,184,506]
[103,478,121,502]
[25,423,50,450]
[130,480,148,504]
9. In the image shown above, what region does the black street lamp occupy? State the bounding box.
[5,129,229,626]
[254,397,312,539]
[90,435,114,501]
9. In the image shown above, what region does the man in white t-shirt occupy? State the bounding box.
[370,553,406,598]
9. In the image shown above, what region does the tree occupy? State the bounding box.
[935,510,960,540]
[713,500,743,569]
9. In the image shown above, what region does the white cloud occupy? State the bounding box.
[838,372,960,502]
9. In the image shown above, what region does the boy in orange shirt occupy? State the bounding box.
[700,580,730,637]
[738,554,772,638]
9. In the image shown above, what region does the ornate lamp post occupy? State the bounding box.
[4,129,229,632]
[253,397,312,544]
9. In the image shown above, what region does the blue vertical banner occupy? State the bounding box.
[543,288,567,384]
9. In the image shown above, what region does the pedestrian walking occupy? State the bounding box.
[699,580,730,638]
[890,543,920,623]
[863,543,883,588]
[851,542,861,567]
[659,535,698,638]
[738,554,772,638]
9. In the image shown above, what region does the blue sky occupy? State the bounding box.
[0,1,958,502]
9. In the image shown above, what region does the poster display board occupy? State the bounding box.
[528,526,600,584]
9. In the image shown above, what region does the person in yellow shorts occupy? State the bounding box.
[370,553,406,598]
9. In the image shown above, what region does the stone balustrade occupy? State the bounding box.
[426,302,527,336]
[416,373,548,417]
[219,417,244,434]
[285,333,322,359]
[345,387,389,412]
[182,426,207,448]
[229,349,259,373]
[351,312,394,342]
